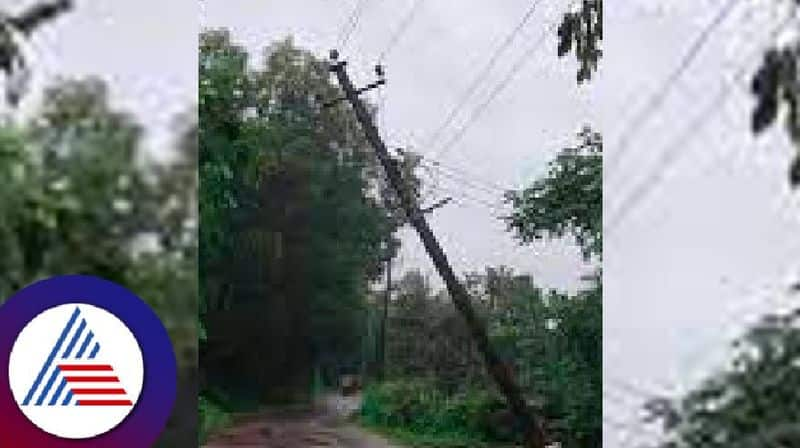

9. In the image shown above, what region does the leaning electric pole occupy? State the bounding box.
[327,50,547,448]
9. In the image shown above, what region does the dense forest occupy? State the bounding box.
[199,28,601,447]
[0,79,198,446]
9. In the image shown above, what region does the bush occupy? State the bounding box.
[360,379,515,445]
[199,394,231,443]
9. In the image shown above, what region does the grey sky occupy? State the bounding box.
[23,0,799,446]
[137,0,800,446]
[201,0,598,295]
[603,1,799,446]
[10,0,197,155]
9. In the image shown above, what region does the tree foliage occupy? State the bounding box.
[751,1,799,187]
[0,78,197,446]
[497,125,602,446]
[557,0,603,84]
[374,267,601,447]
[504,126,602,260]
[646,307,800,448]
[199,30,390,401]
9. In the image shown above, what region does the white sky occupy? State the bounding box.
[203,2,800,447]
[603,1,799,446]
[201,0,596,294]
[25,0,800,446]
[7,0,197,155]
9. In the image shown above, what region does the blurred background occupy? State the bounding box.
[0,0,197,446]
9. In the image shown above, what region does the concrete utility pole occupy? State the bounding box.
[327,51,547,448]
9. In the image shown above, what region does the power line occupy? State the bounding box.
[378,0,426,63]
[607,375,670,402]
[337,0,370,54]
[424,0,544,151]
[422,156,515,192]
[605,294,800,447]
[430,183,508,214]
[604,0,741,182]
[420,165,505,199]
[676,284,789,379]
[423,161,510,196]
[603,415,660,448]
[421,173,509,215]
[434,22,551,159]
[432,166,508,196]
[606,12,796,236]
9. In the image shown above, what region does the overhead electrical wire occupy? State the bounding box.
[424,0,545,150]
[603,415,660,448]
[424,162,510,196]
[431,0,586,161]
[378,0,426,63]
[604,0,742,181]
[429,184,508,214]
[337,0,371,54]
[433,27,551,159]
[422,156,515,192]
[420,172,509,215]
[606,11,797,236]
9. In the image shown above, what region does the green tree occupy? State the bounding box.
[504,126,602,260]
[645,307,800,448]
[0,77,197,446]
[500,126,602,447]
[557,0,603,84]
[199,30,390,403]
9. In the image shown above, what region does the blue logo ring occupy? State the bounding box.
[0,275,177,447]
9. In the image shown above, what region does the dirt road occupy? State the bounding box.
[203,394,400,448]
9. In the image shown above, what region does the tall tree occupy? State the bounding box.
[199,31,390,400]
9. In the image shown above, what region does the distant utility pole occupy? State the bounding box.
[327,50,547,448]
[378,194,451,379]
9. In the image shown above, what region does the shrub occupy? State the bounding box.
[360,379,516,444]
[199,394,231,443]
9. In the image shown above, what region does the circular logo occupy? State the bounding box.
[0,275,176,447]
[9,304,145,439]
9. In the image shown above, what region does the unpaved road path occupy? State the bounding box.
[203,394,400,448]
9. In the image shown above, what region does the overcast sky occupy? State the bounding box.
[200,0,597,295]
[202,1,800,447]
[28,1,797,446]
[9,0,197,155]
[603,1,799,446]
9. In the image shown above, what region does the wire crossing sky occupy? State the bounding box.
[603,1,799,447]
[202,0,597,293]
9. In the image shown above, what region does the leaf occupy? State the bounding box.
[789,155,800,188]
